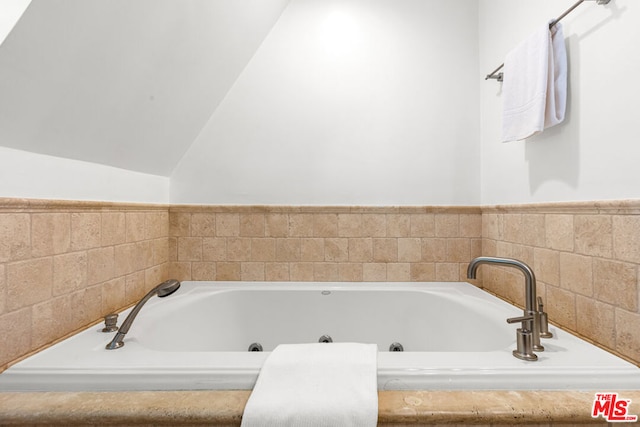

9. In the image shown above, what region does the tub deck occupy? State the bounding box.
[1,389,639,425]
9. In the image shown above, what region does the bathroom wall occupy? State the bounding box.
[478,0,640,205]
[0,147,170,203]
[170,0,480,206]
[0,198,169,370]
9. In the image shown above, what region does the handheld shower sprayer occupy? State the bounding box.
[105,279,181,350]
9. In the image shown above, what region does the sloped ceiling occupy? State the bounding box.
[0,0,290,176]
[0,0,31,46]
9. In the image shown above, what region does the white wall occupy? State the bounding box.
[171,0,480,206]
[0,0,31,46]
[0,0,289,176]
[0,147,169,203]
[4,1,638,206]
[479,0,640,205]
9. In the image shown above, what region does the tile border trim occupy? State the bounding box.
[482,199,640,215]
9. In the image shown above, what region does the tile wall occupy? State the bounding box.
[0,199,169,370]
[168,206,482,284]
[481,201,640,365]
[2,199,639,370]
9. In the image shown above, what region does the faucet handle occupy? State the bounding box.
[506,314,534,328]
[102,313,119,333]
[536,297,553,338]
[506,315,538,361]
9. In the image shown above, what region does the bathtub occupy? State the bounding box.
[1,281,639,392]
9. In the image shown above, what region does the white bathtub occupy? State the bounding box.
[1,281,639,391]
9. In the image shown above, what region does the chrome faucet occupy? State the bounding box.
[467,257,550,360]
[105,279,181,350]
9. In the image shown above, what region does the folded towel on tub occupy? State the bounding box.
[502,21,567,142]
[241,342,378,427]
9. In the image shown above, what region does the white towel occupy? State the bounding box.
[502,22,567,142]
[241,343,378,427]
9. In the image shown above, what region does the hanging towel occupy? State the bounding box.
[241,343,378,427]
[502,21,567,142]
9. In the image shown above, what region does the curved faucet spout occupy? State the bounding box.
[467,256,537,313]
[467,257,544,353]
[105,279,181,350]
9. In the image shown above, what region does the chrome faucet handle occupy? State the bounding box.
[506,314,534,327]
[506,315,538,361]
[537,297,553,338]
[509,311,544,352]
[102,313,119,333]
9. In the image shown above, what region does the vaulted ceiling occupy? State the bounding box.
[0,0,290,176]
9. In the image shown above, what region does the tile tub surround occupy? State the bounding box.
[481,200,640,367]
[3,199,640,369]
[2,202,485,372]
[168,205,483,284]
[0,199,639,425]
[0,198,170,371]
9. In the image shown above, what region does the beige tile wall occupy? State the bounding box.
[482,201,640,366]
[168,206,483,284]
[3,198,639,371]
[0,199,170,370]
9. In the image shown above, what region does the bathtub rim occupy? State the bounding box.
[1,280,640,392]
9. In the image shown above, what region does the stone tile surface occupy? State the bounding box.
[1,390,638,426]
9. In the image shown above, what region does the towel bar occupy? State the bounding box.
[485,0,611,82]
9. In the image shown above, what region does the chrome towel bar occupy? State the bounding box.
[485,0,611,82]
